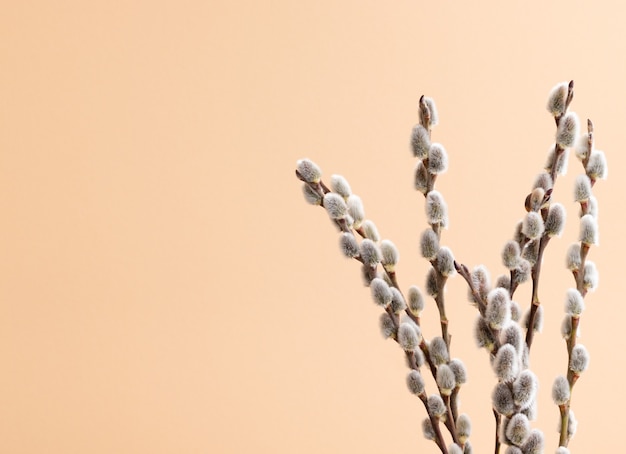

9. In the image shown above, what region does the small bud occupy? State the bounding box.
[529,187,546,212]
[360,239,380,266]
[302,183,322,205]
[573,175,592,203]
[561,315,573,339]
[456,414,472,443]
[426,268,439,297]
[503,447,522,454]
[425,190,448,226]
[330,174,351,198]
[390,287,406,314]
[522,212,544,240]
[323,193,348,219]
[521,429,544,454]
[422,418,436,440]
[583,261,598,290]
[449,358,468,386]
[428,394,446,418]
[296,158,322,183]
[555,149,569,175]
[570,344,589,374]
[575,133,592,161]
[521,399,538,421]
[506,413,531,447]
[486,288,511,329]
[428,143,448,174]
[587,195,599,219]
[492,382,515,416]
[513,370,538,409]
[420,229,440,260]
[522,306,543,333]
[406,370,425,395]
[379,312,395,339]
[565,288,585,317]
[513,221,525,244]
[494,344,519,382]
[448,444,463,454]
[533,172,553,191]
[429,336,449,365]
[522,240,539,266]
[586,149,608,180]
[464,441,473,454]
[579,214,598,245]
[556,447,571,454]
[556,112,579,148]
[436,246,455,276]
[410,124,431,159]
[547,82,568,116]
[370,278,392,307]
[414,161,429,194]
[501,323,524,355]
[380,239,399,272]
[407,286,425,315]
[496,274,511,291]
[545,203,566,237]
[566,243,581,271]
[347,195,365,228]
[566,410,577,438]
[502,240,521,269]
[398,322,422,351]
[513,259,531,284]
[471,265,491,302]
[552,375,570,405]
[436,364,456,395]
[510,300,521,322]
[423,97,439,127]
[361,220,379,242]
[339,233,360,258]
[475,316,496,351]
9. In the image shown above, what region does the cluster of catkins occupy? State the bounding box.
[294,82,606,454]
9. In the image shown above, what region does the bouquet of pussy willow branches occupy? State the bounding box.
[294,81,607,454]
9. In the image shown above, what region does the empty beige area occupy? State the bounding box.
[0,1,623,453]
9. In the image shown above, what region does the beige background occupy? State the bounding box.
[0,1,623,452]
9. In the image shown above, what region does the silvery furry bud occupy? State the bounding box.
[586,149,608,180]
[566,243,581,271]
[494,344,519,382]
[422,418,436,440]
[522,212,544,240]
[575,133,592,161]
[428,143,448,174]
[347,195,365,228]
[456,414,472,443]
[425,191,448,226]
[339,233,360,258]
[521,429,544,454]
[407,285,425,315]
[502,240,521,270]
[390,287,406,314]
[370,278,392,306]
[561,315,573,339]
[422,97,439,127]
[573,175,592,202]
[522,240,539,266]
[449,358,467,386]
[436,246,455,276]
[429,336,449,365]
[420,229,439,260]
[565,410,577,438]
[501,323,524,355]
[556,112,579,148]
[510,300,521,322]
[475,316,496,351]
[427,394,446,418]
[302,183,322,205]
[565,288,585,317]
[556,447,570,454]
[486,288,511,329]
[436,364,456,395]
[426,268,439,297]
[360,239,380,266]
[506,413,531,447]
[504,447,522,454]
[407,370,425,395]
[513,259,531,284]
[547,82,568,116]
[296,158,322,183]
[361,220,379,242]
[533,172,553,191]
[414,161,429,194]
[529,187,546,212]
[492,382,515,416]
[398,322,422,351]
[448,444,463,454]
[522,305,543,333]
[583,260,598,290]
[380,239,399,272]
[330,174,351,198]
[579,214,598,245]
[513,370,538,409]
[552,375,570,405]
[410,124,431,159]
[496,274,511,290]
[379,312,396,339]
[545,203,566,237]
[323,193,348,219]
[471,265,491,303]
[569,344,589,374]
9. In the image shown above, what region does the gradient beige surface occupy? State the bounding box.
[1,1,623,452]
